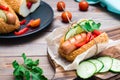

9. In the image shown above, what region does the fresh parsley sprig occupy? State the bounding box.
[12,53,48,80]
[79,19,101,32]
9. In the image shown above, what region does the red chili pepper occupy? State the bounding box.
[93,30,101,36]
[20,19,27,25]
[0,5,9,11]
[27,1,33,9]
[14,27,29,36]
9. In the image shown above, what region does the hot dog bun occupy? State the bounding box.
[0,0,20,34]
[58,32,109,62]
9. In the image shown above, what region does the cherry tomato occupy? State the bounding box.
[79,1,89,11]
[61,11,72,23]
[57,1,65,11]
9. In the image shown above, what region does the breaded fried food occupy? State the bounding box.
[0,0,20,34]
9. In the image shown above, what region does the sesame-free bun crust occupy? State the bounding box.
[58,32,109,62]
[0,0,20,34]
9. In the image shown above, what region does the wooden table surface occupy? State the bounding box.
[0,0,120,80]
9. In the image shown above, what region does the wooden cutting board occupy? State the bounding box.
[48,26,120,80]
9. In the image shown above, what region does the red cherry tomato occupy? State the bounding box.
[79,1,89,11]
[61,11,72,23]
[57,1,65,11]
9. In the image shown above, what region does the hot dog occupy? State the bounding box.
[5,11,16,25]
[58,19,109,62]
[0,0,20,34]
[5,0,41,17]
[60,33,87,55]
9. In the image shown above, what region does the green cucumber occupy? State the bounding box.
[74,25,84,34]
[77,61,96,79]
[98,57,113,73]
[110,58,120,72]
[65,25,84,40]
[65,28,75,40]
[0,10,7,22]
[88,59,104,73]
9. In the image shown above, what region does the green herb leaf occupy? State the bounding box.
[24,58,39,68]
[12,60,19,69]
[79,19,101,32]
[13,66,25,76]
[12,53,48,80]
[22,53,26,61]
[25,71,30,80]
[15,76,23,80]
[32,66,43,75]
[38,75,48,80]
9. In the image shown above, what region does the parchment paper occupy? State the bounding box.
[46,26,120,71]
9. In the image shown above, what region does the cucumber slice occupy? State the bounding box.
[65,28,76,40]
[65,25,84,40]
[88,59,104,73]
[74,25,84,34]
[110,58,120,72]
[0,10,7,22]
[77,61,96,79]
[98,57,113,73]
